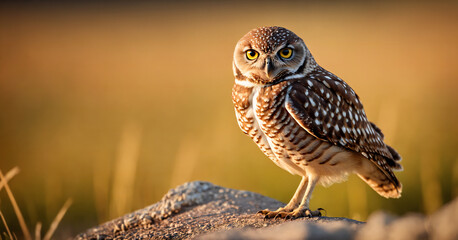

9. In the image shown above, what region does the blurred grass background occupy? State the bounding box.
[0,1,457,238]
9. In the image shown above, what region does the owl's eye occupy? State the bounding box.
[246,50,259,60]
[279,48,293,59]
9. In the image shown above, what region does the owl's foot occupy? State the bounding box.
[258,207,324,219]
[257,206,293,219]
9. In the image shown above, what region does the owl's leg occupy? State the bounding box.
[287,175,323,219]
[258,176,308,219]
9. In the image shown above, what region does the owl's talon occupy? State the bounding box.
[274,212,288,219]
[257,209,270,215]
[304,208,323,218]
[304,209,313,218]
[266,211,279,219]
[264,214,273,219]
[317,208,326,216]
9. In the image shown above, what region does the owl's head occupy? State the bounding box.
[233,26,316,86]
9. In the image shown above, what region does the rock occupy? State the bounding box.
[355,197,458,240]
[200,219,360,240]
[75,181,458,240]
[355,212,427,240]
[75,181,362,239]
[429,196,458,240]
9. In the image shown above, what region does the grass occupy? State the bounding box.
[0,168,30,240]
[0,210,14,240]
[108,123,141,220]
[0,1,457,237]
[0,168,71,240]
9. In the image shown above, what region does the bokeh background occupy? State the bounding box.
[0,1,457,238]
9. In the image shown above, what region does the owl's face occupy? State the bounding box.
[233,26,313,85]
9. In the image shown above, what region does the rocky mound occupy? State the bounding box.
[76,181,457,240]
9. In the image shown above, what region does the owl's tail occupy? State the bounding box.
[356,156,402,198]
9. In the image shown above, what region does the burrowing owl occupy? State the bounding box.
[232,26,402,219]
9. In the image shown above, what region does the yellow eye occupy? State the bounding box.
[279,48,293,59]
[246,50,259,60]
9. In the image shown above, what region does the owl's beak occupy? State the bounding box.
[265,58,275,79]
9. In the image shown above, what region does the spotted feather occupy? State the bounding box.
[285,66,402,188]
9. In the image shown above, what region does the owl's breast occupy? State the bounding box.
[232,81,305,176]
[232,83,274,160]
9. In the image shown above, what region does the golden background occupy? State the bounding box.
[0,1,457,238]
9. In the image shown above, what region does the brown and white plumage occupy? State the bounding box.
[232,26,402,218]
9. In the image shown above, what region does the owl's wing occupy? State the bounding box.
[284,68,402,171]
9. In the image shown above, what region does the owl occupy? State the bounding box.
[232,26,402,219]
